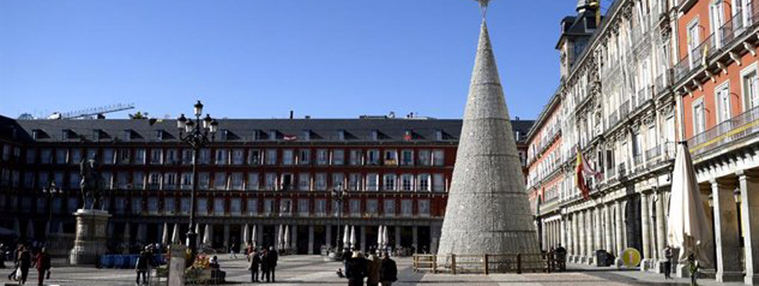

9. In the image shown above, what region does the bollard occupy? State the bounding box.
[451,254,457,275]
[433,256,437,274]
[484,254,489,275]
[517,253,522,274]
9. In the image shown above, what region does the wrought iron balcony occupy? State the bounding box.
[688,105,759,157]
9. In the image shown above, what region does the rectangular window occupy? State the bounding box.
[280,199,292,216]
[134,149,146,165]
[23,172,33,188]
[198,172,210,190]
[263,199,274,215]
[180,198,190,214]
[40,149,52,164]
[693,99,706,135]
[316,149,329,165]
[147,197,159,214]
[230,172,243,190]
[247,173,259,191]
[148,172,161,190]
[401,199,413,217]
[433,174,445,192]
[199,148,211,164]
[163,172,177,190]
[281,173,294,190]
[131,197,142,214]
[333,149,345,165]
[197,198,208,215]
[247,199,258,215]
[716,83,731,123]
[181,149,193,165]
[315,199,327,216]
[25,149,36,164]
[181,172,193,190]
[383,150,397,165]
[367,149,380,165]
[215,149,228,165]
[418,199,430,217]
[150,149,162,165]
[86,148,97,160]
[282,149,294,165]
[230,198,241,215]
[349,199,361,217]
[264,173,277,190]
[248,149,261,165]
[164,198,175,214]
[366,199,378,216]
[133,172,144,190]
[298,149,311,165]
[55,149,67,165]
[298,173,310,191]
[265,149,277,165]
[432,150,445,166]
[298,199,309,216]
[401,174,414,191]
[164,149,178,165]
[214,172,227,190]
[349,150,363,165]
[366,173,378,191]
[315,173,327,191]
[332,173,344,189]
[417,174,430,192]
[102,148,115,165]
[348,173,361,191]
[400,149,414,166]
[743,69,759,110]
[214,198,225,215]
[383,174,397,191]
[232,149,245,165]
[383,200,395,217]
[118,148,130,164]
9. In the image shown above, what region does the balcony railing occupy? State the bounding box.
[645,145,661,164]
[620,101,630,119]
[608,111,619,129]
[618,163,627,178]
[633,153,643,166]
[688,105,759,157]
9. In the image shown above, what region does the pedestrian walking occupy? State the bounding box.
[663,246,673,279]
[260,248,271,282]
[379,252,397,286]
[555,244,567,271]
[248,249,260,282]
[267,246,278,282]
[33,248,50,286]
[230,238,238,259]
[135,248,152,285]
[7,244,21,281]
[366,250,381,286]
[345,250,368,286]
[17,246,31,285]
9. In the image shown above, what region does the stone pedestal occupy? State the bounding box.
[168,245,186,286]
[69,209,110,265]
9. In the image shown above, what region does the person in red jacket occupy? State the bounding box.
[33,248,51,286]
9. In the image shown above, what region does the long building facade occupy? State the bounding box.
[0,115,533,256]
[529,0,759,283]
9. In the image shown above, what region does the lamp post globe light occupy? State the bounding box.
[330,183,344,251]
[177,100,218,262]
[42,180,61,238]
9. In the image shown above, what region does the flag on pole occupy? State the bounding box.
[575,149,591,200]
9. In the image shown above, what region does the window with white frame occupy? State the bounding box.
[150,149,162,164]
[401,199,413,216]
[298,173,310,190]
[332,173,344,189]
[164,198,175,214]
[366,199,378,216]
[230,198,241,215]
[148,172,161,190]
[181,172,192,190]
[248,149,261,165]
[40,149,52,164]
[115,197,126,214]
[349,199,361,216]
[232,149,245,165]
[382,174,396,191]
[367,149,380,165]
[348,173,361,191]
[148,197,159,214]
[282,149,294,165]
[383,149,397,165]
[280,199,292,215]
[715,82,731,123]
[264,173,277,190]
[298,149,311,165]
[133,171,144,190]
[163,172,177,190]
[315,199,327,216]
[198,172,210,190]
[247,173,259,190]
[692,99,706,135]
[417,174,430,191]
[383,200,395,217]
[315,173,327,191]
[401,174,414,191]
[366,173,379,191]
[349,150,363,165]
[131,197,142,214]
[230,173,243,190]
[164,149,177,165]
[743,67,759,110]
[432,150,445,166]
[134,149,146,165]
[214,198,225,215]
[197,198,208,214]
[214,172,227,190]
[25,149,36,164]
[199,148,211,164]
[181,149,192,165]
[247,198,258,215]
[215,149,228,165]
[316,149,329,165]
[298,199,309,216]
[55,149,67,164]
[180,198,190,214]
[433,174,445,192]
[418,199,430,216]
[400,149,414,166]
[265,149,277,165]
[333,149,344,165]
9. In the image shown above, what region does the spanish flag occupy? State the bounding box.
[576,149,591,200]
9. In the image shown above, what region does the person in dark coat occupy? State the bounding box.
[7,244,21,281]
[379,252,397,286]
[33,248,50,286]
[345,250,368,286]
[260,249,271,282]
[17,246,32,285]
[135,249,151,285]
[248,250,260,282]
[267,246,278,282]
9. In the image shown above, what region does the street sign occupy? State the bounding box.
[621,247,641,267]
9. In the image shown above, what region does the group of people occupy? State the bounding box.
[5,244,51,286]
[338,248,397,286]
[246,246,279,283]
[134,245,159,286]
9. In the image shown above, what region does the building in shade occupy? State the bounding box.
[0,115,532,255]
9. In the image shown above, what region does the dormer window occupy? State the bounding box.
[222,129,229,141]
[61,129,76,140]
[93,129,109,141]
[302,130,311,141]
[269,130,277,140]
[155,130,165,141]
[32,129,41,140]
[371,130,379,141]
[435,130,444,141]
[252,130,261,141]
[337,130,346,141]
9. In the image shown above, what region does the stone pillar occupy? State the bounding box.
[640,192,651,271]
[655,190,668,272]
[412,226,418,253]
[240,224,246,250]
[740,171,759,284]
[540,220,546,250]
[579,210,586,263]
[69,209,111,265]
[594,206,601,252]
[395,226,401,250]
[326,225,332,249]
[615,200,624,267]
[587,209,595,264]
[560,216,567,249]
[308,225,315,254]
[573,212,579,260]
[360,225,366,252]
[710,178,742,282]
[223,224,230,250]
[605,204,614,252]
[291,225,298,252]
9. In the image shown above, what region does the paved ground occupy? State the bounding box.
[0,255,746,285]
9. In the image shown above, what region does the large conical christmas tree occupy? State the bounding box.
[436,17,539,257]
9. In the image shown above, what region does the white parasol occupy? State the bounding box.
[343,225,350,249]
[383,225,389,250]
[161,222,169,245]
[377,225,383,248]
[171,223,179,244]
[203,224,211,245]
[667,142,714,267]
[350,225,356,249]
[277,224,284,250]
[283,225,290,250]
[251,225,257,248]
[243,224,250,245]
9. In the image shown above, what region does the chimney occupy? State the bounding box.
[289,110,294,119]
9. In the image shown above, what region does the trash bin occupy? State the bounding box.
[595,250,609,267]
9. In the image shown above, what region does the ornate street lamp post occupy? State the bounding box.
[42,180,61,239]
[176,100,218,261]
[330,183,344,251]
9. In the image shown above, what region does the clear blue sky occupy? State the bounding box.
[0,1,591,120]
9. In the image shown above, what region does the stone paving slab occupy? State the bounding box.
[3,255,748,285]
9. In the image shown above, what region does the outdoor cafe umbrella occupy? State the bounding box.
[203,224,211,245]
[277,224,284,250]
[161,222,169,245]
[350,226,356,248]
[376,225,383,248]
[171,223,179,244]
[383,225,389,250]
[284,225,290,250]
[343,225,350,249]
[251,225,257,248]
[667,142,714,267]
[243,224,250,245]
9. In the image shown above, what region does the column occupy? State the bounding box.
[740,171,759,284]
[655,190,667,269]
[579,210,586,262]
[326,224,333,248]
[640,192,651,271]
[256,224,263,248]
[307,225,314,254]
[291,225,298,252]
[412,226,419,253]
[711,178,742,282]
[573,213,579,260]
[587,209,594,264]
[605,204,613,252]
[395,226,401,250]
[541,220,547,250]
[615,200,624,266]
[240,224,246,250]
[594,206,602,253]
[560,217,567,248]
[223,224,230,250]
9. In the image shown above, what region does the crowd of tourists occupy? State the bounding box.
[336,247,398,286]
